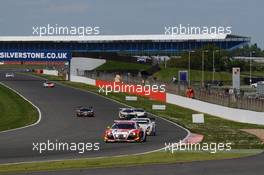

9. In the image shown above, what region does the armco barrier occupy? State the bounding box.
[166,93,264,125]
[43,69,59,76]
[70,75,96,86]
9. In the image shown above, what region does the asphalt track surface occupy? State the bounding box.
[0,70,188,164]
[2,71,263,175]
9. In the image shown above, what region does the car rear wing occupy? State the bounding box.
[137,115,156,121]
[76,106,93,110]
[114,120,136,124]
[119,107,134,111]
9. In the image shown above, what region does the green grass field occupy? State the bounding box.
[0,84,39,131]
[95,60,264,83]
[154,67,232,82]
[0,151,259,174]
[96,60,151,72]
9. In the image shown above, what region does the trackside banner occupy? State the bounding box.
[95,80,167,102]
[0,51,71,61]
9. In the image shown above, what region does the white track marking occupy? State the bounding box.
[0,73,190,166]
[0,82,42,134]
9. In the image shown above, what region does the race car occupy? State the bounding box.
[119,108,137,119]
[5,73,14,78]
[133,108,147,117]
[104,120,147,143]
[43,81,55,88]
[132,117,156,136]
[76,106,94,117]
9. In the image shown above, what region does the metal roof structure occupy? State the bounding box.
[0,34,250,55]
[0,34,249,42]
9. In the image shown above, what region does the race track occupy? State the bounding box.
[0,71,188,164]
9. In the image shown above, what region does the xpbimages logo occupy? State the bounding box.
[32,24,100,36]
[98,82,166,96]
[165,141,232,154]
[164,24,232,36]
[32,140,100,154]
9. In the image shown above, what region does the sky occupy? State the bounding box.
[0,0,263,48]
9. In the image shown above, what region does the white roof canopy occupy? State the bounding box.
[0,34,229,42]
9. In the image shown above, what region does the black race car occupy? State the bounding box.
[76,106,94,117]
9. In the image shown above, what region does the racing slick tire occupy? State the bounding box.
[140,132,147,142]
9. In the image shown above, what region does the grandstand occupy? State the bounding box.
[0,34,250,56]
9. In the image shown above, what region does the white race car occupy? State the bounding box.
[104,120,147,142]
[132,118,156,136]
[119,108,137,119]
[43,81,55,88]
[133,108,147,117]
[5,73,14,78]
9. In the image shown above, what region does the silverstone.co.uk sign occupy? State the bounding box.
[0,51,71,61]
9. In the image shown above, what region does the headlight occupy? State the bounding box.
[130,132,137,136]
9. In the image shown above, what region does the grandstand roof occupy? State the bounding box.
[0,34,249,42]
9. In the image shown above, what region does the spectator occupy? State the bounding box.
[141,79,145,85]
[186,87,195,99]
[114,74,121,82]
[172,76,177,83]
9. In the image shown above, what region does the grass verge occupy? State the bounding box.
[154,67,232,82]
[154,67,264,83]
[96,60,151,72]
[0,83,39,131]
[0,151,260,174]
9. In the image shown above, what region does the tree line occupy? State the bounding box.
[167,44,264,72]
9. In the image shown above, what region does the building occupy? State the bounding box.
[0,34,250,56]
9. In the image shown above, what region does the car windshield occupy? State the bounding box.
[125,114,137,119]
[80,108,92,112]
[134,109,144,112]
[134,119,149,124]
[123,109,134,113]
[112,123,135,129]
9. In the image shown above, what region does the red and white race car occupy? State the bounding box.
[43,81,55,88]
[104,120,147,143]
